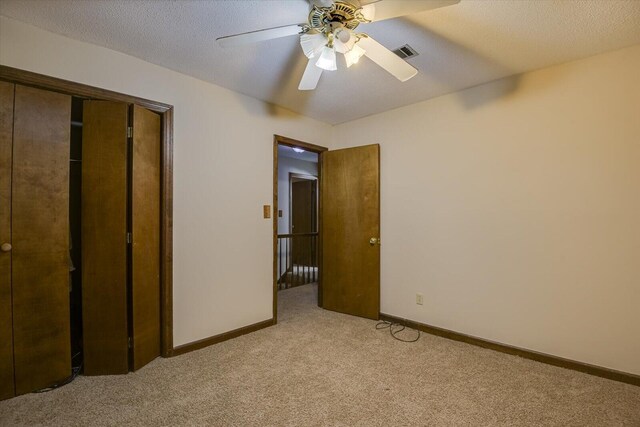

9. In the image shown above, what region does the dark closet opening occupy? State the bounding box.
[69,96,84,374]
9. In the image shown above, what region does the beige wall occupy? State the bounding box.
[332,44,640,375]
[0,17,333,347]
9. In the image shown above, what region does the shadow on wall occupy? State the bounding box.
[399,16,522,110]
[401,13,578,110]
[459,75,521,109]
[266,46,315,117]
[237,45,313,119]
[227,36,314,120]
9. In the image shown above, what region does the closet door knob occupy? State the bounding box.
[1,243,11,252]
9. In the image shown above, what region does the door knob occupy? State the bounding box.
[1,243,11,252]
[369,238,380,246]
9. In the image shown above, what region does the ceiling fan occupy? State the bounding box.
[216,0,460,91]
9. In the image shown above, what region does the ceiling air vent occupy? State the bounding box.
[393,44,419,60]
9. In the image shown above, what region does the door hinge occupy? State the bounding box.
[127,232,132,244]
[128,337,132,349]
[127,126,133,138]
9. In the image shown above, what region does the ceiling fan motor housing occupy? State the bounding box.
[308,1,367,33]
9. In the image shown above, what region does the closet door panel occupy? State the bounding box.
[131,105,161,370]
[0,81,15,400]
[12,85,71,395]
[82,100,129,375]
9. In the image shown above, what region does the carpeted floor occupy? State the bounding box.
[1,283,639,426]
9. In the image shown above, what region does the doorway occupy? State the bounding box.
[286,173,318,287]
[272,136,382,323]
[272,135,327,322]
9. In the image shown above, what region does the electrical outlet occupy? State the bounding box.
[416,293,424,305]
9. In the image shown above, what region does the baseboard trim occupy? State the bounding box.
[380,313,640,387]
[171,318,275,357]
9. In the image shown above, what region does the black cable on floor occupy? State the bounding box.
[33,352,83,393]
[376,320,420,342]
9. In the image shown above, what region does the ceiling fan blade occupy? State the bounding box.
[358,36,417,82]
[217,24,303,48]
[298,59,323,91]
[363,0,460,22]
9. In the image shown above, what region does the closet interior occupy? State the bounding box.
[69,97,84,381]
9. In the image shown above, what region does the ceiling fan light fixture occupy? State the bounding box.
[360,4,376,22]
[300,32,327,58]
[316,46,338,71]
[219,0,465,92]
[344,43,366,68]
[334,27,351,44]
[334,30,356,54]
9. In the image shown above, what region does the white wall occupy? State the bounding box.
[0,17,333,347]
[332,44,640,375]
[277,156,318,234]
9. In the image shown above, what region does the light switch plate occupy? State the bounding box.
[263,205,271,219]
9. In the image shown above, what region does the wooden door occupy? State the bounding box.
[291,179,316,234]
[291,178,316,268]
[130,105,161,370]
[82,101,129,375]
[321,144,380,320]
[0,81,15,400]
[12,85,71,394]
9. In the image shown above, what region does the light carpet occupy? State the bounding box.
[1,283,639,426]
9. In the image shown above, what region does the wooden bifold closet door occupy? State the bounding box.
[0,83,72,397]
[82,101,161,375]
[130,105,161,371]
[12,85,72,395]
[81,101,130,375]
[0,81,15,400]
[0,84,161,399]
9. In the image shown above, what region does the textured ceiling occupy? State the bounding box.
[1,0,640,124]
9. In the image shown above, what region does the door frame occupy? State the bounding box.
[273,135,327,322]
[0,65,174,357]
